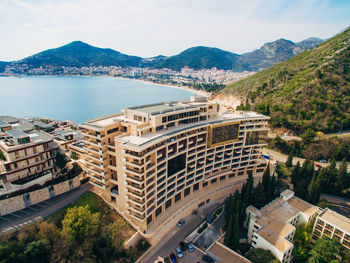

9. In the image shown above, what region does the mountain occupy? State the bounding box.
[222,28,350,134]
[5,37,323,71]
[154,46,245,71]
[16,41,142,68]
[140,55,167,68]
[0,61,8,73]
[153,38,323,71]
[296,37,324,50]
[237,38,323,71]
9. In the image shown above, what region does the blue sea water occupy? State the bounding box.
[0,76,195,123]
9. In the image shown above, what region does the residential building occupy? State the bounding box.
[207,241,251,263]
[312,208,350,250]
[0,116,59,196]
[80,96,270,243]
[246,190,319,263]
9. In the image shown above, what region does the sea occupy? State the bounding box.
[0,76,195,123]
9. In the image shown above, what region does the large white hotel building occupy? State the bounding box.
[80,96,270,243]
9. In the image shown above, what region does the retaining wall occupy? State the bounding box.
[0,176,81,216]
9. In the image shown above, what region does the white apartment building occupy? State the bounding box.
[246,190,319,263]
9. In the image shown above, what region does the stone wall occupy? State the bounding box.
[0,177,81,216]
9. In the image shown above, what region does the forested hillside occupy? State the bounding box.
[222,28,350,134]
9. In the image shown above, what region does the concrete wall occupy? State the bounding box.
[0,176,81,216]
[123,231,142,249]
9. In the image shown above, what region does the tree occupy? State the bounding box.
[286,152,293,168]
[62,205,100,246]
[252,182,266,209]
[301,129,316,145]
[293,223,313,263]
[21,239,50,263]
[291,161,301,186]
[247,248,277,263]
[55,150,67,170]
[308,236,342,263]
[336,158,349,190]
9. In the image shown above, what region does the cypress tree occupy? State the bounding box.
[286,152,293,168]
[291,161,301,187]
[252,182,266,208]
[337,158,348,190]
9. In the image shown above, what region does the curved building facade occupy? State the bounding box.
[81,96,270,243]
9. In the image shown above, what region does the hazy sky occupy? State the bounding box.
[1,0,349,61]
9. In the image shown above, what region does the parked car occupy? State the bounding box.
[320,159,327,163]
[177,219,185,227]
[202,255,214,263]
[187,242,194,252]
[179,241,187,251]
[175,247,183,258]
[164,256,171,263]
[169,253,177,263]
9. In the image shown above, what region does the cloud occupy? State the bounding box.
[0,0,349,61]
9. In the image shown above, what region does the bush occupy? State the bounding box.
[197,222,208,234]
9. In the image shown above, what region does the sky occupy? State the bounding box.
[0,0,350,61]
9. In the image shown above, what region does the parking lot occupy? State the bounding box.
[0,183,91,234]
[163,245,206,263]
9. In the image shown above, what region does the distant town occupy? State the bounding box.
[0,64,255,87]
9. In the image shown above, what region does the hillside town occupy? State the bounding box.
[1,64,254,86]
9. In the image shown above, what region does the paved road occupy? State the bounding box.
[0,183,92,234]
[138,200,224,263]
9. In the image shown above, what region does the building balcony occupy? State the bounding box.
[127,188,145,198]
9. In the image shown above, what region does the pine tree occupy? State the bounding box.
[231,191,241,249]
[286,152,293,168]
[337,158,348,190]
[252,182,266,208]
[291,161,301,187]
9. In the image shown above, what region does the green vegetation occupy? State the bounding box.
[197,222,208,234]
[20,41,142,68]
[246,248,278,263]
[268,135,350,162]
[224,167,282,250]
[223,28,350,134]
[70,151,78,160]
[291,159,350,203]
[54,151,68,171]
[156,46,241,71]
[308,236,342,263]
[0,61,8,73]
[293,223,313,263]
[61,205,100,245]
[0,191,146,263]
[155,39,321,71]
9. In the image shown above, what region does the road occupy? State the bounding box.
[0,183,92,234]
[138,200,225,263]
[263,148,350,171]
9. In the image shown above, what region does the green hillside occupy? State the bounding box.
[17,41,142,67]
[155,46,243,71]
[0,61,8,73]
[222,28,350,134]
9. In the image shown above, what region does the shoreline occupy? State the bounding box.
[2,73,212,98]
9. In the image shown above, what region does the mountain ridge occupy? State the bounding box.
[222,28,350,133]
[3,37,323,72]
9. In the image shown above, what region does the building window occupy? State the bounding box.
[165,199,172,209]
[184,187,191,196]
[220,175,225,181]
[175,193,181,202]
[155,207,162,217]
[193,183,199,192]
[147,215,152,224]
[203,182,208,188]
[211,178,217,184]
